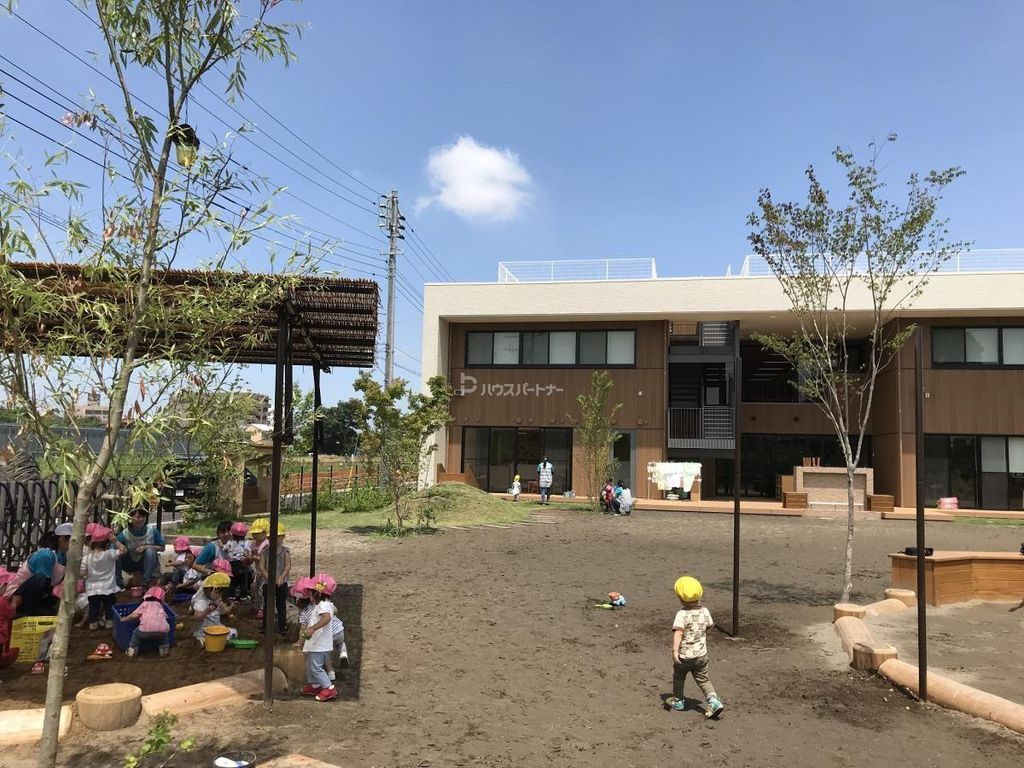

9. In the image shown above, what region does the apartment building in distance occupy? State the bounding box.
[421,255,1024,511]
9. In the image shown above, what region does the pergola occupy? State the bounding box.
[5,262,379,705]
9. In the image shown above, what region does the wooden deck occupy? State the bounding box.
[884,506,1024,522]
[490,493,803,517]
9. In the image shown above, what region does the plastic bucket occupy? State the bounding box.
[212,752,256,767]
[203,625,231,653]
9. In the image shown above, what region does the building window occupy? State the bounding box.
[931,326,1024,367]
[924,433,1024,510]
[467,332,493,366]
[461,426,572,494]
[549,331,576,364]
[463,329,635,368]
[521,332,549,365]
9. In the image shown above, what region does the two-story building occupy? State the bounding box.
[421,256,1024,510]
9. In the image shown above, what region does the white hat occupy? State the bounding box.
[54,522,73,537]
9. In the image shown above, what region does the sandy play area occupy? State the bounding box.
[2,509,1022,767]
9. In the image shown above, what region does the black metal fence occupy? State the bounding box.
[0,477,133,569]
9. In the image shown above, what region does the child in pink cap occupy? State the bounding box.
[164,536,201,593]
[82,526,128,630]
[120,586,171,657]
[223,522,252,600]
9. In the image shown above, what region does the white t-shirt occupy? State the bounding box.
[672,606,714,659]
[83,549,118,597]
[302,600,336,653]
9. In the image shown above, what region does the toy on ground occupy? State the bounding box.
[673,576,702,603]
[87,643,113,662]
[608,592,627,607]
[228,638,258,649]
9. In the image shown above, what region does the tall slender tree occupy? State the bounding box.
[0,3,310,764]
[747,137,966,602]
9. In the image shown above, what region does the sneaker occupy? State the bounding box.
[300,684,322,696]
[315,685,338,702]
[125,647,137,658]
[88,622,98,631]
[99,618,109,629]
[665,696,686,711]
[328,669,336,682]
[159,646,170,657]
[705,696,725,719]
[338,649,350,667]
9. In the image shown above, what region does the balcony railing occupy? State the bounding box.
[667,406,735,449]
[668,321,735,354]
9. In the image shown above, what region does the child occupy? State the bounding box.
[257,524,291,637]
[249,519,269,620]
[615,481,634,516]
[165,536,199,590]
[193,520,231,576]
[602,479,615,514]
[191,573,236,648]
[82,526,127,630]
[293,577,349,682]
[299,573,339,702]
[223,522,252,600]
[120,586,171,657]
[511,474,521,502]
[667,576,724,718]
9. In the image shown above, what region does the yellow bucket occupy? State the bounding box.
[203,625,231,653]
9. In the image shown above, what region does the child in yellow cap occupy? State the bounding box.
[668,576,724,718]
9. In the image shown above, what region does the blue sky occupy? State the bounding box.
[3,1,1023,406]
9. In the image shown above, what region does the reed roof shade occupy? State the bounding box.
[5,262,379,370]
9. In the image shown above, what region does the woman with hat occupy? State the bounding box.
[11,522,73,616]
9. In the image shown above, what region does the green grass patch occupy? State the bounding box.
[955,516,1024,527]
[174,482,586,537]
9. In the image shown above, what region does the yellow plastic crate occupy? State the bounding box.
[9,616,59,665]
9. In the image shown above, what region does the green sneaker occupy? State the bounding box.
[705,696,725,719]
[665,696,686,711]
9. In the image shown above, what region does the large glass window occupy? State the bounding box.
[578,331,607,365]
[923,435,951,507]
[521,332,548,365]
[461,427,572,494]
[932,328,964,364]
[467,332,493,365]
[607,331,635,365]
[1010,437,1024,510]
[493,332,520,365]
[981,436,1008,509]
[463,329,634,367]
[549,332,576,364]
[932,326,1024,366]
[1003,329,1024,364]
[965,328,999,364]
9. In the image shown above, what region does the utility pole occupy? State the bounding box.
[378,190,404,385]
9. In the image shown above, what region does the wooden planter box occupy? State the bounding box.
[890,550,1024,605]
[868,494,894,512]
[783,492,808,510]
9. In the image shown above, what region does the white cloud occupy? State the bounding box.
[415,136,532,221]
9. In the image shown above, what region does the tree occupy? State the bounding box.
[352,373,452,528]
[575,371,621,512]
[285,383,316,455]
[315,399,361,456]
[0,3,306,764]
[747,137,966,602]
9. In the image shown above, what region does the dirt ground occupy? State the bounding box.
[3,510,1023,767]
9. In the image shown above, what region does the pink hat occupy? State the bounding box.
[289,579,310,599]
[85,522,100,539]
[173,535,191,553]
[310,573,337,596]
[212,558,232,575]
[90,525,112,542]
[230,521,248,536]
[143,586,165,602]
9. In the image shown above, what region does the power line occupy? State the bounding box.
[407,225,455,281]
[11,8,387,245]
[0,60,386,255]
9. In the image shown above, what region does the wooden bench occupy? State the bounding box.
[783,492,808,510]
[868,494,894,513]
[890,550,1024,606]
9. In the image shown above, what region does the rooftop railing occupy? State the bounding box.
[726,249,1024,277]
[497,258,657,283]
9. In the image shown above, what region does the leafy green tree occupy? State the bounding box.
[286,383,316,455]
[575,371,621,512]
[747,137,966,602]
[315,398,361,456]
[352,373,452,528]
[0,2,308,763]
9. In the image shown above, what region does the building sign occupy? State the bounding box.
[459,373,564,397]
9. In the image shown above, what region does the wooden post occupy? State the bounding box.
[914,326,928,701]
[732,320,742,637]
[309,364,321,577]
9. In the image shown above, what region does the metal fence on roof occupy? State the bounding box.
[497,258,657,283]
[727,250,1024,277]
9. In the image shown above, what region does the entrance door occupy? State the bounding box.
[612,431,635,492]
